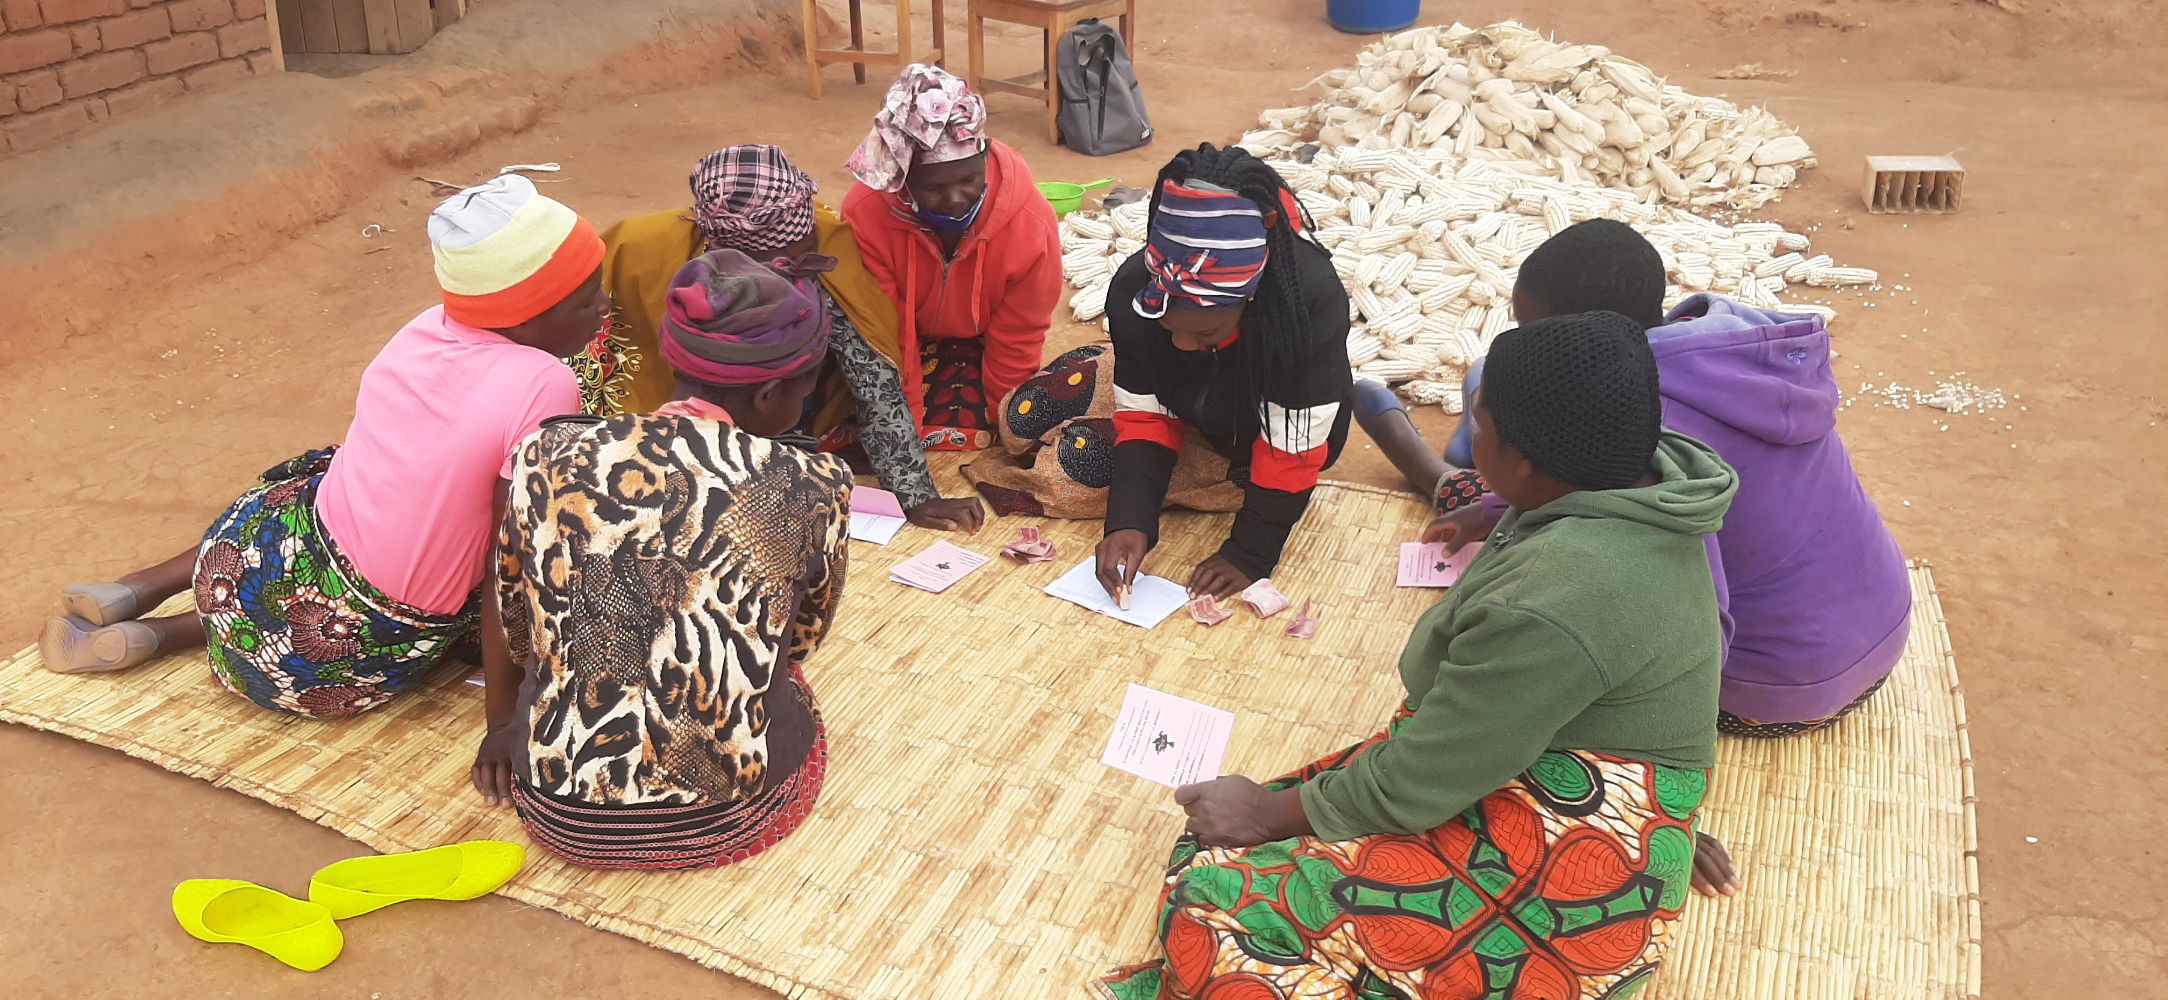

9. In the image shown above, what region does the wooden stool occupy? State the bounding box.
[967,0,1135,144]
[801,0,948,99]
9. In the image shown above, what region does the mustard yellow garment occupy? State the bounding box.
[596,204,902,426]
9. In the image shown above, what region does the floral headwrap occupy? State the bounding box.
[846,64,988,193]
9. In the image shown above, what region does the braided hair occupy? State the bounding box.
[1146,143,1322,449]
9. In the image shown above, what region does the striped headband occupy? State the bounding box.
[428,175,604,329]
[1133,179,1270,319]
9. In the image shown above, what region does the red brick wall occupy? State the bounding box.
[0,0,277,155]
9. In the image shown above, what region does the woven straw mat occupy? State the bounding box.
[0,464,1979,1000]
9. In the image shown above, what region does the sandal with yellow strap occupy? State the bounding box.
[171,879,343,972]
[307,840,526,919]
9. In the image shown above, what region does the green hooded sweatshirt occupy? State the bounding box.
[1302,431,1739,840]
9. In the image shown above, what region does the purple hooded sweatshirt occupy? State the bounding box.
[1650,294,1910,721]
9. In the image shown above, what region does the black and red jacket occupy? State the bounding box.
[1103,240,1353,581]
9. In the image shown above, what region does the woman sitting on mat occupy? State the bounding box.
[591,143,983,532]
[841,63,1063,452]
[1098,312,1736,1000]
[40,176,604,720]
[473,249,852,871]
[1094,143,1352,603]
[1354,220,1911,896]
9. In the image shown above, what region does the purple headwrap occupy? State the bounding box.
[1133,179,1272,319]
[847,64,988,193]
[690,144,820,255]
[659,249,829,385]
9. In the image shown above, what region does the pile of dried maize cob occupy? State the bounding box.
[1055,22,1876,409]
[1250,20,1817,211]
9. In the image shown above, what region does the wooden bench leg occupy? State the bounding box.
[1043,24,1061,145]
[896,0,913,75]
[967,10,983,90]
[849,0,865,83]
[802,0,823,98]
[930,0,945,67]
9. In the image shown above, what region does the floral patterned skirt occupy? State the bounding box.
[194,448,477,719]
[1099,714,1707,1000]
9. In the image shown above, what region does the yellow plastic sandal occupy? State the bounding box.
[307,840,525,919]
[171,879,342,972]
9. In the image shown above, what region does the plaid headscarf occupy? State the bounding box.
[847,64,988,193]
[689,145,819,254]
[1132,179,1271,319]
[659,249,830,386]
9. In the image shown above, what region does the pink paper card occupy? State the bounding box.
[888,540,991,593]
[1100,684,1234,788]
[1397,541,1484,588]
[851,485,906,519]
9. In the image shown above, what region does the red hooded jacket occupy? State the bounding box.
[841,140,1063,426]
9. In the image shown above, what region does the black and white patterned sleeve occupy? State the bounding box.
[827,304,942,508]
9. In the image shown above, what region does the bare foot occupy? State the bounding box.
[39,617,159,674]
[62,581,140,626]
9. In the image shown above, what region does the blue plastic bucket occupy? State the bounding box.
[1327,0,1419,34]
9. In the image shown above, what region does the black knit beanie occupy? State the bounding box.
[1515,219,1667,329]
[1481,311,1662,491]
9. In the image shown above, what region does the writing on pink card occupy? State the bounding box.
[1100,684,1234,788]
[1397,541,1483,588]
[851,485,906,519]
[887,540,992,594]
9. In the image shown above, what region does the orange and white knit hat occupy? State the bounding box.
[428,174,605,328]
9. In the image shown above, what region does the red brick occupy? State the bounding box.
[214,15,263,56]
[178,52,245,90]
[3,0,43,29]
[80,91,103,119]
[97,6,168,48]
[100,71,176,113]
[230,0,261,16]
[0,85,14,116]
[2,95,91,150]
[12,67,59,109]
[164,0,230,32]
[0,26,69,73]
[141,28,214,72]
[37,0,123,25]
[245,49,275,73]
[69,21,100,53]
[127,0,157,7]
[57,47,138,95]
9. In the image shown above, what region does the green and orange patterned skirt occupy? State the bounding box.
[1098,715,1707,1000]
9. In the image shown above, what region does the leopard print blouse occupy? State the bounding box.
[499,412,852,807]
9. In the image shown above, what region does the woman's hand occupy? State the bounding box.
[1187,555,1253,602]
[906,496,986,533]
[470,724,521,809]
[1420,502,1496,551]
[1096,529,1150,602]
[1690,831,1741,897]
[1175,776,1309,847]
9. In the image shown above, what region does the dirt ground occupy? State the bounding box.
[2,0,2163,996]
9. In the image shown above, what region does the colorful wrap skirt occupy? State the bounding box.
[1099,714,1707,1000]
[920,337,997,451]
[194,448,477,719]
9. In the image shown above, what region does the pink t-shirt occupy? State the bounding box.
[316,307,580,614]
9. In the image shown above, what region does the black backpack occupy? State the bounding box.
[1056,18,1152,156]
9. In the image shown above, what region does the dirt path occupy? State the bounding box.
[2,0,2163,996]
